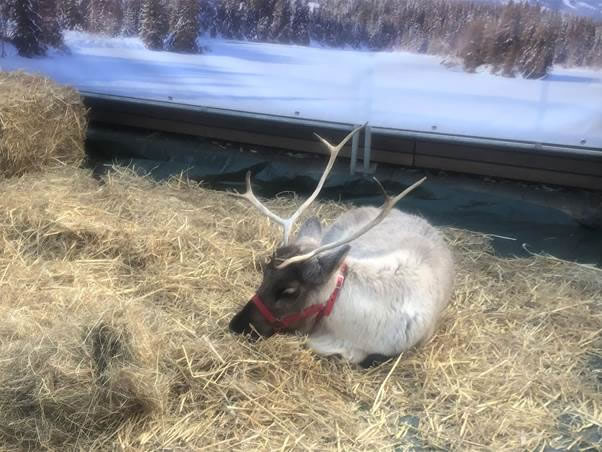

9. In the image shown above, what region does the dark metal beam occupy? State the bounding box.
[82,91,602,191]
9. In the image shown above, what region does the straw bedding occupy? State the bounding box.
[0,71,87,178]
[0,164,599,451]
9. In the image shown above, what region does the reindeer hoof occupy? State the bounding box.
[359,354,394,368]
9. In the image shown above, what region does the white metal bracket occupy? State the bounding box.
[349,124,377,175]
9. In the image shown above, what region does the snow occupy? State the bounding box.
[563,0,577,10]
[578,1,598,11]
[2,30,601,148]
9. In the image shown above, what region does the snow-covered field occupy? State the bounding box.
[2,31,601,148]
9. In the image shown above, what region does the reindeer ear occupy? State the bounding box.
[300,245,350,283]
[300,245,349,283]
[317,245,351,276]
[295,216,322,243]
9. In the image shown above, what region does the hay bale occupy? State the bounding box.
[0,304,169,448]
[0,166,600,450]
[0,71,87,178]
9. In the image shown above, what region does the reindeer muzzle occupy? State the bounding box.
[251,294,327,330]
[251,264,348,331]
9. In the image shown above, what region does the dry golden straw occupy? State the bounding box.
[0,165,599,451]
[0,71,87,178]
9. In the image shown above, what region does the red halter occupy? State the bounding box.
[252,264,348,330]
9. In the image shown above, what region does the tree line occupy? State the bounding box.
[1,0,601,78]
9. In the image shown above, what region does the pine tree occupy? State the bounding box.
[122,0,142,36]
[255,15,271,41]
[553,16,569,65]
[79,0,90,29]
[167,0,201,53]
[245,0,274,41]
[461,19,487,73]
[39,0,64,48]
[157,0,170,38]
[0,0,14,58]
[13,0,46,57]
[199,0,218,38]
[244,0,259,38]
[348,20,364,49]
[325,14,340,47]
[221,0,245,40]
[368,16,384,50]
[487,0,521,74]
[308,5,325,43]
[519,22,556,79]
[510,20,537,75]
[214,1,228,37]
[291,0,309,46]
[574,20,595,67]
[564,18,583,67]
[140,0,165,49]
[88,0,122,36]
[587,26,602,68]
[270,0,292,43]
[87,0,102,33]
[63,0,85,30]
[501,37,520,77]
[111,0,125,34]
[167,0,178,32]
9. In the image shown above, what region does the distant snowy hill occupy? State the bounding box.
[534,0,602,19]
[466,0,602,19]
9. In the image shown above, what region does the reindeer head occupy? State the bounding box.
[228,124,426,339]
[229,216,351,338]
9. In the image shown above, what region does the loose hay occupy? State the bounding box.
[0,71,87,178]
[0,166,600,451]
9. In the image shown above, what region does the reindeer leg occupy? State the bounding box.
[359,354,395,368]
[307,335,345,357]
[307,335,369,364]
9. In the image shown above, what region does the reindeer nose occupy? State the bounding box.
[229,300,273,341]
[229,300,264,340]
[229,303,252,335]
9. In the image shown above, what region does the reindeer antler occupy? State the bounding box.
[275,176,427,269]
[231,123,367,245]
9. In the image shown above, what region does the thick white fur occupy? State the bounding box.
[300,207,455,364]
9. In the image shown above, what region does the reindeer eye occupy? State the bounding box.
[278,287,298,298]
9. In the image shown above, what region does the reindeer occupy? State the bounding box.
[229,125,455,368]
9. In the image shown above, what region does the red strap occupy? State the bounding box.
[322,267,346,317]
[252,263,348,330]
[252,294,278,324]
